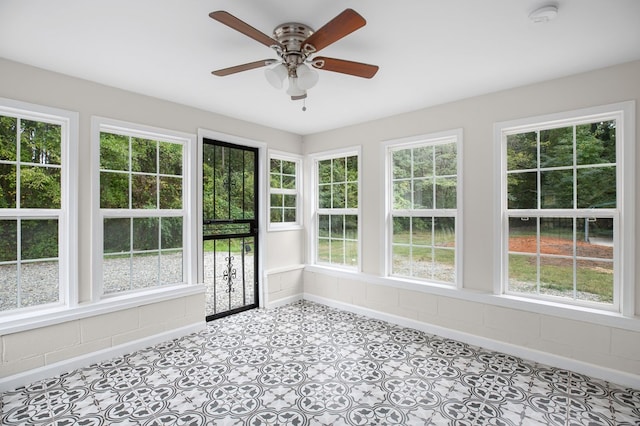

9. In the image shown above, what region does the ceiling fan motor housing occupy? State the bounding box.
[273,23,315,75]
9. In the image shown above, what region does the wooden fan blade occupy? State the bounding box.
[312,57,379,78]
[302,9,366,53]
[212,59,274,76]
[210,11,282,49]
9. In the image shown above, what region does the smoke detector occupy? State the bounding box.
[529,5,559,23]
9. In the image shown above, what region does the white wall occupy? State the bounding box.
[0,58,304,384]
[302,60,640,387]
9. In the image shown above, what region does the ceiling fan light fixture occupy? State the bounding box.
[286,77,306,97]
[264,63,288,89]
[296,63,319,90]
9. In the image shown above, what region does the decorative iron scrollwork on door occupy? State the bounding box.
[223,256,237,293]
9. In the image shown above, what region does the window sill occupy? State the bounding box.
[0,284,205,335]
[303,266,640,332]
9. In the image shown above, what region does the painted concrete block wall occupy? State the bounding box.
[266,267,305,307]
[1,294,203,377]
[301,60,640,385]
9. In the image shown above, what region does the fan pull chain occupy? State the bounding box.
[302,99,307,112]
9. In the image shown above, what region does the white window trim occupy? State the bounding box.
[91,117,197,300]
[493,101,635,316]
[382,129,464,288]
[268,150,303,231]
[0,97,78,320]
[308,146,362,272]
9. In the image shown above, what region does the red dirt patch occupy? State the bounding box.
[509,236,613,259]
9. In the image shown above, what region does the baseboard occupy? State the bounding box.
[265,294,304,309]
[303,293,640,390]
[0,322,206,392]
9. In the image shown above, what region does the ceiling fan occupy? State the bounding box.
[209,9,379,106]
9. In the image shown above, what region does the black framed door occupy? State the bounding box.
[202,139,259,321]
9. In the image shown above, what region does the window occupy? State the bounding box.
[496,102,635,313]
[94,118,195,296]
[0,99,77,314]
[269,151,302,230]
[312,149,360,269]
[385,130,462,285]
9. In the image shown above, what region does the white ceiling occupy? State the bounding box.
[1,1,639,135]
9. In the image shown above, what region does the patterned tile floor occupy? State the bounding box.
[1,301,639,425]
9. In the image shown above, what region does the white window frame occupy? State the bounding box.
[0,98,78,317]
[494,101,635,315]
[91,117,197,299]
[309,146,362,271]
[383,129,463,288]
[268,150,303,231]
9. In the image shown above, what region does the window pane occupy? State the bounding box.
[540,126,573,168]
[132,138,157,173]
[103,255,130,294]
[540,169,573,209]
[161,250,183,285]
[270,208,282,222]
[434,217,455,247]
[20,165,61,209]
[318,160,332,184]
[318,215,330,238]
[508,217,536,254]
[0,115,17,161]
[0,164,16,208]
[159,142,182,176]
[282,160,296,175]
[393,181,411,209]
[392,216,410,244]
[413,146,433,178]
[435,177,456,209]
[332,183,345,208]
[345,241,358,267]
[413,217,432,246]
[345,215,358,240]
[330,239,344,264]
[100,133,129,171]
[318,184,331,209]
[0,264,18,311]
[507,132,537,171]
[317,238,330,262]
[0,220,17,261]
[435,143,456,175]
[392,149,411,179]
[21,260,59,307]
[282,174,295,190]
[576,121,616,166]
[330,215,344,239]
[22,219,58,260]
[577,166,615,209]
[284,194,296,208]
[392,244,411,276]
[508,254,537,294]
[332,157,345,182]
[100,172,129,209]
[507,172,536,209]
[576,218,613,259]
[133,217,159,251]
[346,182,358,209]
[576,259,613,303]
[413,179,433,209]
[132,174,157,209]
[434,248,455,282]
[270,173,281,189]
[346,156,358,182]
[132,253,159,289]
[104,218,131,253]
[20,120,61,165]
[412,246,433,279]
[159,176,182,209]
[283,208,296,222]
[539,255,573,298]
[161,217,183,249]
[540,217,573,256]
[271,193,283,208]
[270,158,281,174]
